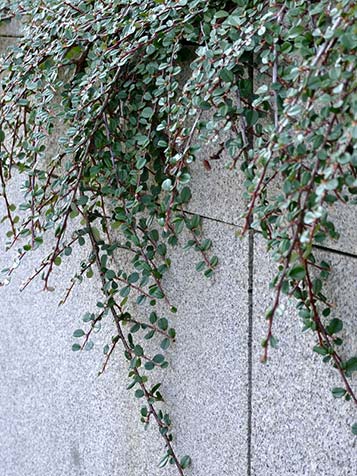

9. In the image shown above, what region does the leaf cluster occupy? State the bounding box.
[0,0,356,471]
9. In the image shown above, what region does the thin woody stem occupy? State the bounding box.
[83,206,185,476]
[304,261,357,406]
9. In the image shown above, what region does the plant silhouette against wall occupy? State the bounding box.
[0,0,356,472]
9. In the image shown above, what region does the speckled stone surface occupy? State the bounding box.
[0,17,23,36]
[251,235,356,476]
[0,199,249,476]
[188,141,357,255]
[186,146,247,228]
[184,138,357,257]
[0,34,17,56]
[0,26,243,475]
[1,18,357,476]
[324,202,357,256]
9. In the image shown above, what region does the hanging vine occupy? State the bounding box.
[0,0,356,472]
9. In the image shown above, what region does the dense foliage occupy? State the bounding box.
[0,0,356,472]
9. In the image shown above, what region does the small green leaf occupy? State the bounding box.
[157,243,167,256]
[158,318,168,331]
[144,329,155,340]
[141,107,154,118]
[120,286,131,297]
[161,179,172,191]
[54,256,62,266]
[289,265,306,281]
[150,312,158,324]
[180,186,191,203]
[219,68,234,83]
[73,329,85,338]
[84,340,94,351]
[180,455,191,469]
[245,109,259,126]
[326,318,343,335]
[312,278,322,294]
[82,312,93,322]
[158,455,169,468]
[331,387,346,399]
[77,195,88,206]
[128,272,139,284]
[153,354,165,364]
[160,338,170,350]
[210,256,218,267]
[344,357,357,374]
[313,345,329,356]
[105,269,116,280]
[65,45,83,60]
[134,344,144,356]
[130,323,140,333]
[340,34,355,50]
[270,335,278,349]
[196,261,205,272]
[136,157,146,169]
[227,14,241,27]
[137,295,146,305]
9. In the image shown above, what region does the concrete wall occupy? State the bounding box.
[1,22,356,476]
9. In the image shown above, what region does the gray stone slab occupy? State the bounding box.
[146,220,249,476]
[0,34,16,56]
[325,202,357,256]
[186,145,357,257]
[251,235,356,476]
[0,191,249,476]
[187,146,247,227]
[184,82,357,257]
[0,18,23,37]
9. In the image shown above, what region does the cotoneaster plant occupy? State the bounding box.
[0,0,356,473]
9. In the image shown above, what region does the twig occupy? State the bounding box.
[84,211,185,476]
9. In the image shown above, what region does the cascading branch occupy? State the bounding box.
[0,0,356,472]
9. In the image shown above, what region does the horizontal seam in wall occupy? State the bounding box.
[312,243,357,260]
[183,209,357,260]
[0,34,24,38]
[182,208,243,228]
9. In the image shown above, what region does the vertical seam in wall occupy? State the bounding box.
[247,228,254,476]
[247,47,254,476]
